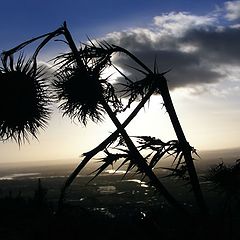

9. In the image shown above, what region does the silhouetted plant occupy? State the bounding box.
[0,22,185,215]
[0,21,207,215]
[205,160,240,238]
[56,24,186,214]
[77,41,208,214]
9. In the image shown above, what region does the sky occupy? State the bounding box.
[0,0,240,163]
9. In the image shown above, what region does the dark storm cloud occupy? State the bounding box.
[181,27,240,64]
[112,48,222,90]
[100,11,240,91]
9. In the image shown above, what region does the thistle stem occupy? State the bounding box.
[110,45,208,215]
[158,77,209,215]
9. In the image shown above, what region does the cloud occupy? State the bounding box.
[101,11,240,92]
[153,12,216,36]
[224,1,240,20]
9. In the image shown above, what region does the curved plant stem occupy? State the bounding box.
[2,27,64,62]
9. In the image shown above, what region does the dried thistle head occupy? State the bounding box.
[53,63,105,124]
[52,48,122,125]
[0,54,51,144]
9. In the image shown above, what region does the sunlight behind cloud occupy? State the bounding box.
[178,44,199,53]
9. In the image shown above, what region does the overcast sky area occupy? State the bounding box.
[0,0,240,163]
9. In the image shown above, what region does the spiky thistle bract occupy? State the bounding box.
[0,54,51,144]
[133,136,199,182]
[89,135,194,184]
[120,70,170,110]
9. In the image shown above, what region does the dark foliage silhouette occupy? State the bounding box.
[205,160,240,204]
[205,160,240,239]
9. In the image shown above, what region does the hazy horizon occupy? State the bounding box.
[1,146,239,170]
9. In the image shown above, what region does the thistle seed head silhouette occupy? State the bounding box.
[0,54,50,144]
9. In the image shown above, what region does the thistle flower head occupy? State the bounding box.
[0,54,51,144]
[52,48,122,125]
